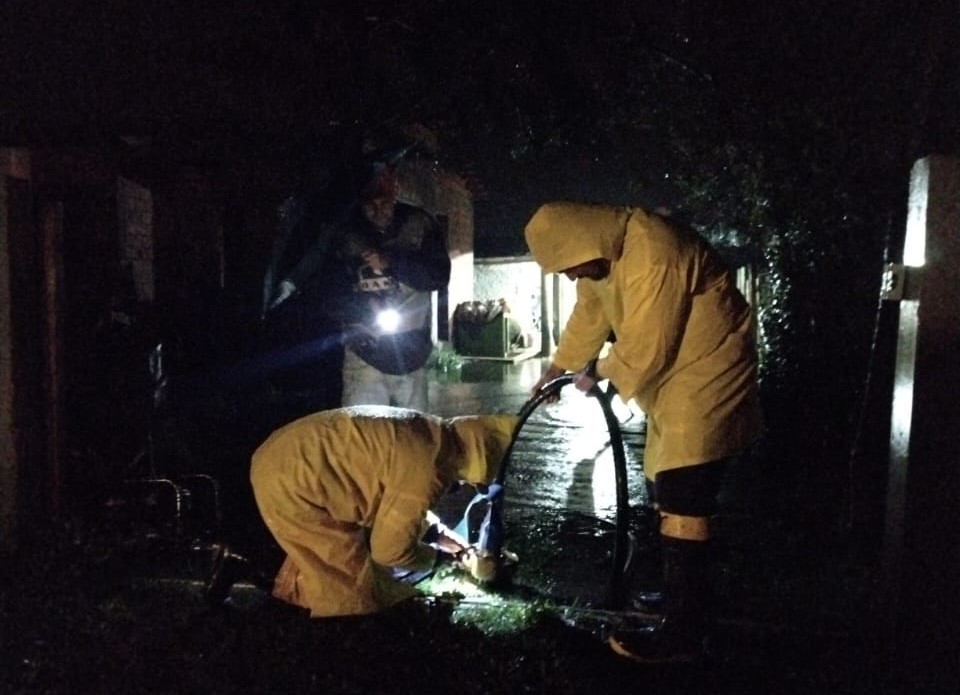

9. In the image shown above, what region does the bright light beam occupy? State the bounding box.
[376,308,401,333]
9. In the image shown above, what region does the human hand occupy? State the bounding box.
[572,359,599,394]
[424,511,469,556]
[433,529,468,556]
[454,547,499,582]
[361,249,388,273]
[530,364,566,401]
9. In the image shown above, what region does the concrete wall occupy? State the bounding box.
[118,177,155,302]
[472,258,542,352]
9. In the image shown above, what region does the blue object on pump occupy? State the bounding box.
[476,483,505,557]
[444,374,631,603]
[451,488,493,543]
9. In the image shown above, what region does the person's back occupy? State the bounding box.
[240,406,517,617]
[614,211,761,462]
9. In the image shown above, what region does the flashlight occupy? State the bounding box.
[376,308,401,333]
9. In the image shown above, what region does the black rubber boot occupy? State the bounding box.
[205,544,274,606]
[609,537,713,664]
[629,504,664,612]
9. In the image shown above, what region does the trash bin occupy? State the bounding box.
[453,300,512,357]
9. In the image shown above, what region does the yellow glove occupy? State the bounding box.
[456,547,498,583]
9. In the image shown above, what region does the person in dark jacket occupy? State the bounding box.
[335,166,450,411]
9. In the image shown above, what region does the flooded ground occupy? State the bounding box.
[426,357,866,639]
[1,355,904,694]
[431,357,652,609]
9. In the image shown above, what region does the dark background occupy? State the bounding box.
[2,0,958,566]
[2,3,959,692]
[3,1,956,232]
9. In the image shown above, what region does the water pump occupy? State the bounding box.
[450,374,632,607]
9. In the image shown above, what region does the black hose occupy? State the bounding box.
[494,375,632,609]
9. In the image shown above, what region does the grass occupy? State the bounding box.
[0,516,901,695]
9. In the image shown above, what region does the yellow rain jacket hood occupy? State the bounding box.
[525,202,631,274]
[250,406,518,617]
[525,202,763,476]
[446,414,518,485]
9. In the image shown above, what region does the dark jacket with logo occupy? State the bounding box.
[336,202,450,375]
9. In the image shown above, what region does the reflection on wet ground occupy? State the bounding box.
[430,358,656,609]
[425,357,855,640]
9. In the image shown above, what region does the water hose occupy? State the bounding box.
[463,374,632,609]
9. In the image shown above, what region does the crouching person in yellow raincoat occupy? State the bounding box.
[207,405,517,617]
[525,202,764,664]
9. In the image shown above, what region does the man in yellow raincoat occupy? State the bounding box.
[208,405,517,617]
[526,202,763,663]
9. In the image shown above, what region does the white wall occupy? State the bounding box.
[472,257,543,352]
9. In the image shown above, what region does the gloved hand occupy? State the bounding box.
[530,363,566,401]
[572,359,599,395]
[423,511,470,557]
[433,529,468,556]
[455,547,499,583]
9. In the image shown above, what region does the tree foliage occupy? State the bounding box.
[296,0,951,516]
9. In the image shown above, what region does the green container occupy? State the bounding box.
[454,314,509,357]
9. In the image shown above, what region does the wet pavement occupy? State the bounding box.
[427,357,874,647]
[423,359,898,690]
[429,356,551,419]
[430,357,651,608]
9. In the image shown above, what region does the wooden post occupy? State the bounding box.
[882,155,960,687]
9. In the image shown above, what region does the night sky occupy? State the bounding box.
[2,1,957,235]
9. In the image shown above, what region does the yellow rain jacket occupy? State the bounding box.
[250,405,518,617]
[525,202,763,478]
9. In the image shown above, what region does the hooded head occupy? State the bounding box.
[447,415,519,485]
[359,166,400,231]
[524,202,631,274]
[359,165,400,203]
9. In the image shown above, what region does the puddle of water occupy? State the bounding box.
[431,392,655,609]
[427,363,662,611]
[503,401,647,520]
